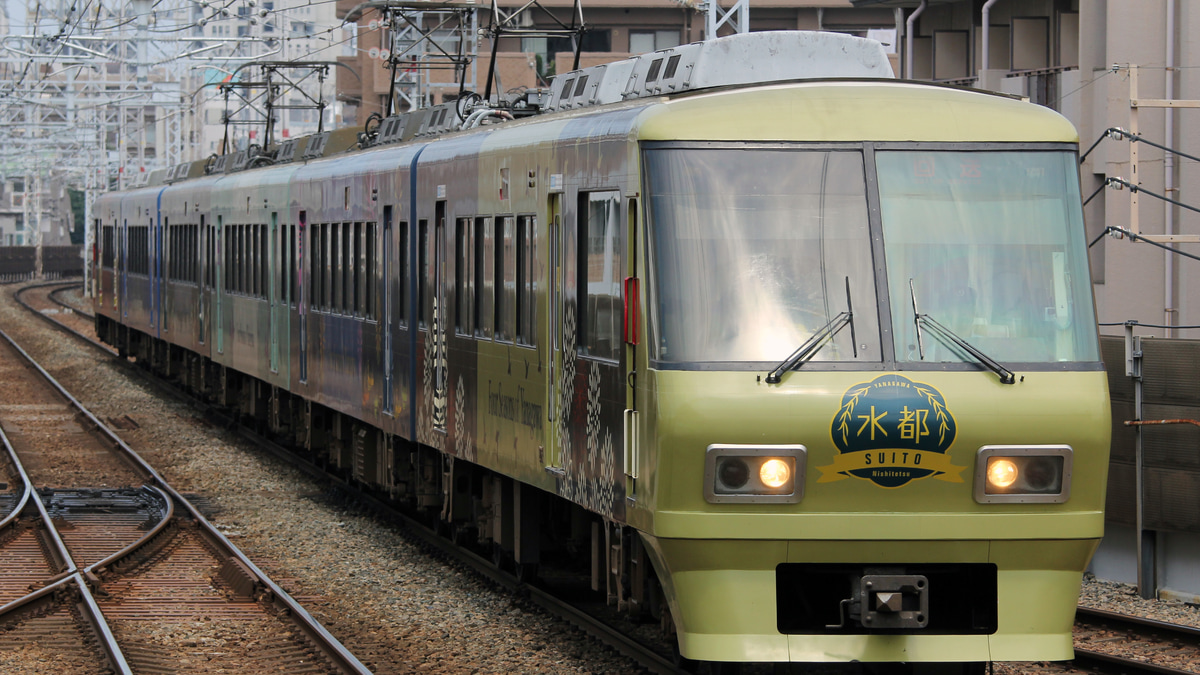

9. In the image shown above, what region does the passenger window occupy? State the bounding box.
[366,221,376,320]
[418,220,429,328]
[474,217,493,338]
[578,191,622,360]
[516,215,536,346]
[496,216,515,343]
[398,220,408,326]
[454,218,471,335]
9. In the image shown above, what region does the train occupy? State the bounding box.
[93,31,1110,673]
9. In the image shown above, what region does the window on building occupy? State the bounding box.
[629,29,680,54]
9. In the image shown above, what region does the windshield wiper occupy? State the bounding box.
[908,278,1017,385]
[765,278,856,384]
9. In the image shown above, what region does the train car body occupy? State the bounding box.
[94,31,1109,670]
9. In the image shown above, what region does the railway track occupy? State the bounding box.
[0,296,371,674]
[17,282,690,673]
[26,281,1200,675]
[1070,606,1200,675]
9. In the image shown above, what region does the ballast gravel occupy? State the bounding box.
[0,282,641,674]
[7,282,1200,674]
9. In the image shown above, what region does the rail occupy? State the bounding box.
[0,302,374,675]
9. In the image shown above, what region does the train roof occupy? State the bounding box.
[136,31,1078,193]
[634,80,1081,144]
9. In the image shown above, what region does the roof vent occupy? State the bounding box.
[416,103,459,136]
[230,150,251,172]
[277,138,301,163]
[302,132,330,160]
[377,114,410,144]
[547,31,893,112]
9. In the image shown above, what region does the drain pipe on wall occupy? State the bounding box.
[981,0,1001,73]
[1165,0,1177,337]
[905,0,926,79]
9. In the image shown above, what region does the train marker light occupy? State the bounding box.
[974,445,1072,504]
[718,457,750,490]
[705,445,805,504]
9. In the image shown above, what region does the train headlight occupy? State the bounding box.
[974,445,1073,504]
[760,459,791,488]
[986,459,1018,488]
[705,445,805,504]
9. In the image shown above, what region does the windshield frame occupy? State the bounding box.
[640,140,1104,373]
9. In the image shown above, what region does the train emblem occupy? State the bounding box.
[820,374,965,488]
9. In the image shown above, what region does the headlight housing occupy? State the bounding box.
[973,445,1073,504]
[704,445,806,504]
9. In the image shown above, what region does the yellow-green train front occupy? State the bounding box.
[625,82,1109,665]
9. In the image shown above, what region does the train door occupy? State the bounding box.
[545,193,563,470]
[433,201,447,431]
[623,197,639,495]
[298,211,308,383]
[382,205,394,415]
[270,211,280,373]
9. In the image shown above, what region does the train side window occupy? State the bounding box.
[398,220,408,327]
[205,219,213,289]
[330,222,341,312]
[258,223,267,296]
[251,224,257,295]
[318,224,327,311]
[474,217,493,339]
[322,223,331,311]
[345,222,352,314]
[240,224,246,293]
[312,224,321,311]
[240,225,247,295]
[233,224,241,294]
[454,217,470,335]
[418,219,428,329]
[228,225,234,291]
[496,215,514,342]
[353,221,363,316]
[192,223,197,283]
[578,191,622,361]
[179,223,185,281]
[516,215,536,346]
[365,221,376,320]
[278,219,287,304]
[102,225,115,268]
[343,222,353,314]
[289,223,297,307]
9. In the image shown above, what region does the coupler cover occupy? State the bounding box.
[860,574,928,629]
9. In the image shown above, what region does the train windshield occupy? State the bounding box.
[877,150,1099,364]
[643,147,881,365]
